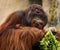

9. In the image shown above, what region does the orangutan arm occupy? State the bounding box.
[0,11,24,34]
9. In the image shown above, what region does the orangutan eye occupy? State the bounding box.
[32,9,35,11]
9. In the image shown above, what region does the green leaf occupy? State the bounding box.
[39,30,60,50]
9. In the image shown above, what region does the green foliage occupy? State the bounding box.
[39,31,60,50]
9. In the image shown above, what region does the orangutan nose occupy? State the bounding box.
[35,22,40,26]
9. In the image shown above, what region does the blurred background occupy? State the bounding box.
[0,0,60,28]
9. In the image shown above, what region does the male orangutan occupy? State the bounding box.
[0,4,48,50]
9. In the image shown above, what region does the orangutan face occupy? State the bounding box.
[31,17,44,29]
[26,5,47,29]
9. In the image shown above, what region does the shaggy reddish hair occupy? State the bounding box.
[0,27,44,50]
